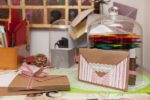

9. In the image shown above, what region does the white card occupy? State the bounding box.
[129,49,136,58]
[0,25,5,33]
[89,25,113,35]
[0,72,18,87]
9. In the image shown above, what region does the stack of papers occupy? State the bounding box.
[89,33,141,50]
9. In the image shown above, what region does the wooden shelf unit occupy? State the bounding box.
[0,0,94,29]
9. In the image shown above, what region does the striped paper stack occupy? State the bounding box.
[89,34,141,50]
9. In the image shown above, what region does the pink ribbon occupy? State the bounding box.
[21,63,48,90]
[129,70,137,75]
[74,56,80,62]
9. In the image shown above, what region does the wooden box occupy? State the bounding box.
[0,47,23,70]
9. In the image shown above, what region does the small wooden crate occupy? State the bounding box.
[0,47,22,70]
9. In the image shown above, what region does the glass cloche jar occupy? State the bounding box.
[87,6,143,86]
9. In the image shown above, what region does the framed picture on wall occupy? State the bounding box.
[0,9,9,19]
[47,0,65,5]
[11,9,22,20]
[69,9,78,21]
[0,30,6,48]
[0,0,93,28]
[26,9,44,24]
[69,0,78,6]
[47,8,65,24]
[25,0,43,5]
[0,0,8,5]
[12,0,21,5]
[82,0,92,6]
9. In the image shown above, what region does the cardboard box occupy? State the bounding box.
[79,48,129,91]
[0,48,21,70]
[70,9,94,40]
[70,9,101,40]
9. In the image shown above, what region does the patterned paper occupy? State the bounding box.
[79,53,129,91]
[89,34,141,50]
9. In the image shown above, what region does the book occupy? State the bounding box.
[0,32,4,47]
[0,25,8,47]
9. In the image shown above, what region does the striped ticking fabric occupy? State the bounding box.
[79,55,128,90]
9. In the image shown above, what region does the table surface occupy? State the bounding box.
[46,66,150,94]
[0,65,150,99]
[0,93,150,100]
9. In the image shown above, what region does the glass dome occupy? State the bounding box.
[87,6,143,86]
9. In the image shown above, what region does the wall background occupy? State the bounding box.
[30,0,149,69]
[144,0,150,70]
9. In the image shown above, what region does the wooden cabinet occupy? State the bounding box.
[0,0,93,29]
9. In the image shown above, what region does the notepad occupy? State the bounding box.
[0,72,18,87]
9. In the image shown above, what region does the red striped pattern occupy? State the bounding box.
[79,55,128,90]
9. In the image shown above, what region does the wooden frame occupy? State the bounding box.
[0,0,93,29]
